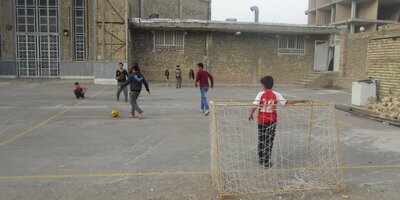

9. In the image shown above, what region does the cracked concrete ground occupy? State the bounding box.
[0,82,399,200]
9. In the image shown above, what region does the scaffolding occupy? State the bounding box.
[94,0,128,61]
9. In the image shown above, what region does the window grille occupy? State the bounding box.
[278,35,305,55]
[154,31,185,51]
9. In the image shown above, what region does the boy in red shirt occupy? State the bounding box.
[195,63,214,116]
[73,82,86,99]
[249,76,307,167]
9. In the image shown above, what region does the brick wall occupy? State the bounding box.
[366,37,400,98]
[144,0,180,19]
[130,30,318,84]
[181,0,210,20]
[130,30,207,83]
[0,0,14,59]
[130,0,210,20]
[335,24,400,92]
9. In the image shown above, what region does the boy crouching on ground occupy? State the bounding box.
[74,82,86,99]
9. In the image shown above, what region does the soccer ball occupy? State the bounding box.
[111,109,119,118]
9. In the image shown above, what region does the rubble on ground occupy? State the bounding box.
[365,93,400,120]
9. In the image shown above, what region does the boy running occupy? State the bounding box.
[115,63,129,102]
[248,76,307,167]
[73,82,86,99]
[195,63,214,116]
[120,65,150,119]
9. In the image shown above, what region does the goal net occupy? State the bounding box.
[209,100,345,198]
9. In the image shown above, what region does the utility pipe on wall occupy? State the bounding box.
[250,6,259,22]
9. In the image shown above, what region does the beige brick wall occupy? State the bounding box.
[366,37,400,98]
[144,0,180,19]
[95,0,127,61]
[335,24,400,91]
[130,30,207,83]
[130,30,318,84]
[130,0,209,20]
[343,34,369,79]
[182,0,210,20]
[0,0,15,59]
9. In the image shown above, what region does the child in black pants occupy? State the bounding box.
[249,76,308,167]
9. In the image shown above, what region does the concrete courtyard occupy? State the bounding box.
[0,81,399,200]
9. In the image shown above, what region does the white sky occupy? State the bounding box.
[211,0,308,24]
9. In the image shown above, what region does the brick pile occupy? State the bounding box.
[365,94,400,120]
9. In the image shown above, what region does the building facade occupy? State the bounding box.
[1,0,341,85]
[306,0,400,33]
[333,24,400,98]
[129,19,338,84]
[0,0,210,80]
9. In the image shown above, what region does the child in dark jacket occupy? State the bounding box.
[120,66,150,119]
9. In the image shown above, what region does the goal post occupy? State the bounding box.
[209,100,345,199]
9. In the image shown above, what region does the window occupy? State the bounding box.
[73,0,87,61]
[278,35,305,55]
[154,31,185,51]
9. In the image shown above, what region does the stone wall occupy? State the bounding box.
[130,29,320,84]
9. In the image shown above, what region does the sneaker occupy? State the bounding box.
[200,109,204,113]
[130,112,134,118]
[204,110,210,116]
[138,112,144,120]
[264,161,272,168]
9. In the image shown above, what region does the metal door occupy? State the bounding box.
[15,0,59,77]
[313,40,329,71]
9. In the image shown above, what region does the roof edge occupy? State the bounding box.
[129,18,342,34]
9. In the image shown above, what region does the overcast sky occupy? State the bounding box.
[211,0,308,24]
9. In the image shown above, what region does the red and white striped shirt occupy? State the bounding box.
[253,90,287,124]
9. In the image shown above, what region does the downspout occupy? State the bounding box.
[179,0,182,19]
[250,6,259,22]
[140,0,144,18]
[208,0,212,20]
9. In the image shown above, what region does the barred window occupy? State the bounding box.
[278,35,305,55]
[73,0,87,61]
[154,31,185,51]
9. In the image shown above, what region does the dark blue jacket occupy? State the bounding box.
[121,72,150,92]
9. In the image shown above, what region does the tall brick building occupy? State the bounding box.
[1,0,341,85]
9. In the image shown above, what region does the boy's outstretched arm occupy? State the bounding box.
[120,75,133,89]
[248,106,257,121]
[286,100,311,105]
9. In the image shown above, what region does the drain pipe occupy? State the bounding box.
[250,6,259,22]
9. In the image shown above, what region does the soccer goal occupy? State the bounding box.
[209,100,345,199]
